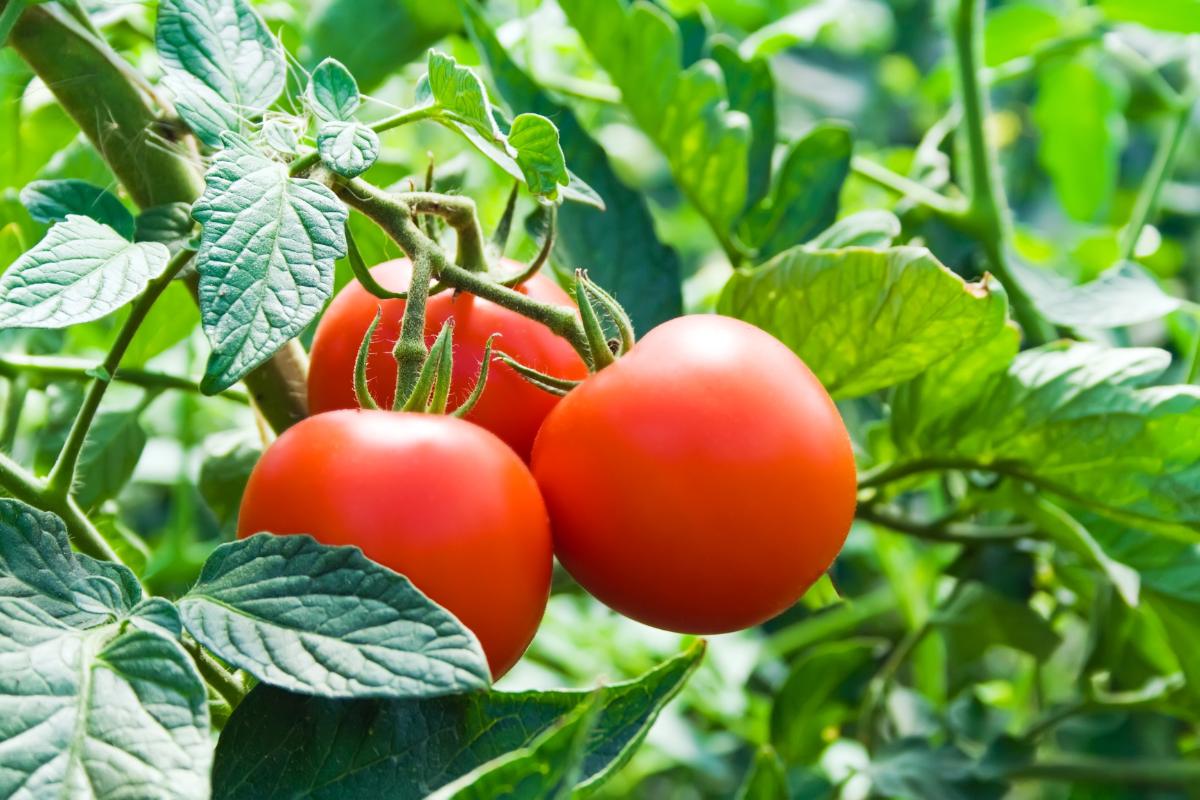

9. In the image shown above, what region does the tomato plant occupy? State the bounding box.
[308,258,587,459]
[534,314,856,633]
[1,0,1199,797]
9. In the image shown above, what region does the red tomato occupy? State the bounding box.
[307,259,589,460]
[236,409,552,677]
[531,315,856,634]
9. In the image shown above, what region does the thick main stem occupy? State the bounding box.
[394,251,434,404]
[7,1,307,434]
[952,0,1050,345]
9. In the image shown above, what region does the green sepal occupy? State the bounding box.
[400,320,453,413]
[574,270,614,370]
[452,335,498,419]
[354,309,383,410]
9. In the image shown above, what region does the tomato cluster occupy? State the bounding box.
[238,264,856,677]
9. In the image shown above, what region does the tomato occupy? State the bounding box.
[307,259,589,460]
[531,315,856,634]
[236,409,553,677]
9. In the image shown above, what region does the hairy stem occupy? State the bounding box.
[0,355,250,404]
[394,250,434,404]
[952,0,1050,344]
[182,636,245,709]
[399,192,489,271]
[45,250,194,502]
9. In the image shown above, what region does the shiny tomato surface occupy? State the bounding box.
[237,409,553,677]
[307,259,588,460]
[532,315,856,633]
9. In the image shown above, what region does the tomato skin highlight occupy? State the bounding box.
[531,315,856,634]
[236,409,553,678]
[306,259,589,460]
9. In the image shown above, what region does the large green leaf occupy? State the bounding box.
[0,600,210,800]
[210,642,704,798]
[1014,260,1181,328]
[559,0,752,230]
[156,0,286,147]
[894,341,1200,530]
[20,179,134,240]
[0,216,169,329]
[718,246,1008,398]
[177,534,490,698]
[1033,56,1124,222]
[193,134,347,393]
[1098,0,1200,32]
[461,2,683,333]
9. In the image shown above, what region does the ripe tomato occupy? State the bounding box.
[307,259,589,460]
[236,409,553,677]
[531,315,856,634]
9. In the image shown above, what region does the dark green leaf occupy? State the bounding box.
[308,57,360,121]
[193,134,347,393]
[20,179,134,239]
[199,432,262,536]
[868,738,1006,800]
[933,583,1060,662]
[122,281,201,366]
[741,123,851,258]
[461,2,683,332]
[178,533,490,698]
[211,642,704,798]
[135,202,196,254]
[317,121,380,178]
[718,246,1008,398]
[73,405,148,511]
[0,216,169,329]
[156,0,286,146]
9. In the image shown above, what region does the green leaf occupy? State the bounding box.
[426,49,499,138]
[559,0,752,229]
[894,341,1200,530]
[0,216,169,329]
[718,246,1008,398]
[736,746,790,800]
[809,210,902,249]
[427,697,600,800]
[308,57,360,121]
[460,1,683,333]
[135,202,196,254]
[710,40,776,211]
[178,533,490,698]
[867,738,1006,800]
[20,179,135,239]
[770,639,876,765]
[93,515,152,578]
[984,3,1062,66]
[1098,0,1200,32]
[0,499,142,627]
[198,432,262,536]
[0,600,210,800]
[73,405,148,512]
[508,114,570,199]
[156,0,286,147]
[316,121,380,178]
[1033,56,1124,222]
[210,641,704,798]
[933,583,1060,663]
[122,281,201,366]
[1014,260,1181,328]
[261,120,300,155]
[741,122,851,258]
[193,134,347,393]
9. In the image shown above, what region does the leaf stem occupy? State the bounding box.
[0,354,249,403]
[45,249,195,502]
[398,192,489,271]
[849,156,967,221]
[951,0,1050,345]
[857,504,1035,544]
[182,635,245,709]
[1119,98,1193,263]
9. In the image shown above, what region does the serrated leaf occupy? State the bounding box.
[427,698,599,800]
[193,134,347,393]
[810,210,902,249]
[0,499,143,627]
[427,49,499,138]
[156,0,287,146]
[0,216,169,329]
[135,202,196,254]
[1015,259,1181,328]
[0,600,210,800]
[73,405,148,511]
[462,2,682,332]
[178,533,490,698]
[261,120,300,155]
[211,641,703,799]
[20,179,135,240]
[508,113,569,198]
[316,121,380,178]
[560,0,751,229]
[741,122,851,258]
[718,246,1008,398]
[308,57,360,121]
[895,341,1200,530]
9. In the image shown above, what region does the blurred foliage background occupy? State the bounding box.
[3,0,1200,798]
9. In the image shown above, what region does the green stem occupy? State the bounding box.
[393,250,434,404]
[0,375,26,453]
[858,456,999,490]
[399,192,489,271]
[335,179,593,361]
[859,620,933,749]
[289,105,444,177]
[182,636,245,709]
[857,504,1035,544]
[45,250,194,501]
[1119,100,1192,263]
[0,355,249,403]
[849,156,968,221]
[0,451,118,561]
[1002,756,1200,788]
[951,0,1050,345]
[766,586,895,657]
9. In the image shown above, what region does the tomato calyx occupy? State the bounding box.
[573,270,635,371]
